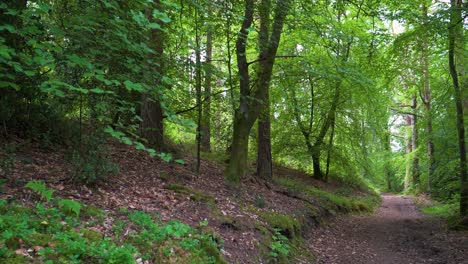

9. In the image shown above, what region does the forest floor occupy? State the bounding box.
[1,138,467,263]
[0,139,380,263]
[309,194,468,264]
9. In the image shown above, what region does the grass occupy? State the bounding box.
[421,202,467,231]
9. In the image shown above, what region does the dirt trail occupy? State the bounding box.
[310,194,468,264]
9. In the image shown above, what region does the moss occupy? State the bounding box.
[28,233,54,247]
[164,184,216,205]
[156,239,226,264]
[82,205,105,217]
[253,214,314,264]
[275,176,378,214]
[2,255,30,264]
[81,229,104,242]
[258,210,301,240]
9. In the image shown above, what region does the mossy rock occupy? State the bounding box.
[164,184,216,205]
[258,210,301,239]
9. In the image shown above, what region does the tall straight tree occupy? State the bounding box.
[141,0,165,151]
[257,0,274,181]
[420,0,434,192]
[448,0,467,217]
[201,7,213,153]
[226,0,292,182]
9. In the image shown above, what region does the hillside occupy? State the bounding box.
[0,139,379,263]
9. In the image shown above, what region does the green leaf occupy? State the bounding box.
[121,137,132,145]
[148,23,162,30]
[0,24,16,33]
[123,80,144,92]
[58,199,82,216]
[0,81,19,91]
[25,180,54,203]
[159,152,172,162]
[89,88,106,94]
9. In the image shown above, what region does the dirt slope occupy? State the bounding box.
[310,194,468,264]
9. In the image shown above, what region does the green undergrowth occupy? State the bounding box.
[275,177,380,215]
[0,181,225,263]
[253,208,314,263]
[421,202,467,231]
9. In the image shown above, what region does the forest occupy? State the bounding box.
[0,0,467,263]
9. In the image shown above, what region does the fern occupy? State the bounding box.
[58,199,82,216]
[25,180,54,203]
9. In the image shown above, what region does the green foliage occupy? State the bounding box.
[421,200,467,231]
[254,195,266,208]
[269,228,290,260]
[0,186,225,263]
[58,199,82,217]
[25,180,54,203]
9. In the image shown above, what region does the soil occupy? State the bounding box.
[310,194,468,264]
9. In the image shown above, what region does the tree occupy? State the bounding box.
[141,0,165,151]
[448,0,467,217]
[200,6,213,153]
[225,0,292,183]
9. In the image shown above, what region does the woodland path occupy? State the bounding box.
[309,194,468,264]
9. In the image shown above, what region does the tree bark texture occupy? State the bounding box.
[141,0,164,151]
[201,8,213,153]
[256,0,273,181]
[411,95,420,187]
[449,0,467,217]
[421,2,434,192]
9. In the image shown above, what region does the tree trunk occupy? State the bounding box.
[141,0,164,151]
[312,86,340,181]
[257,91,273,180]
[325,117,336,182]
[404,112,412,191]
[201,8,213,153]
[411,95,420,187]
[449,0,467,217]
[256,0,273,181]
[421,2,434,192]
[195,16,203,174]
[225,0,255,183]
[226,113,253,182]
[226,0,291,183]
[312,148,322,180]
